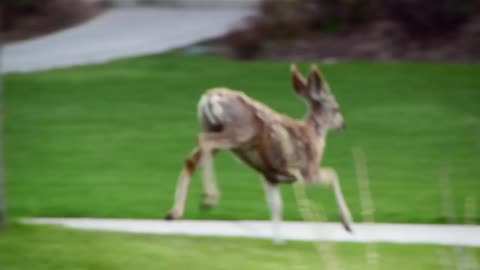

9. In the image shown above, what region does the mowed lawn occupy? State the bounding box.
[4,53,480,223]
[0,223,478,270]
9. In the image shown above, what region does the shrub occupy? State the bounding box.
[225,0,479,58]
[224,21,264,59]
[1,0,95,33]
[385,0,478,36]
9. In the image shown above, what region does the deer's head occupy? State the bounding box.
[291,64,345,132]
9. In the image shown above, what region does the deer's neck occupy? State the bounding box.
[305,106,327,138]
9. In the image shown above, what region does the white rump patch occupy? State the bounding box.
[209,95,224,119]
[198,94,224,125]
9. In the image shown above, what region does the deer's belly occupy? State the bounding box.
[232,148,266,172]
[232,148,293,183]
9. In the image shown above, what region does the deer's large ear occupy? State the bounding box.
[307,64,326,100]
[291,64,308,97]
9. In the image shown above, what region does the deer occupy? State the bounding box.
[165,64,353,243]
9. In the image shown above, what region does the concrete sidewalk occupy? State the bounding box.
[23,217,480,247]
[3,7,253,73]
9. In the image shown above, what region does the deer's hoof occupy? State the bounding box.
[164,211,179,220]
[199,202,213,210]
[342,222,354,234]
[199,194,219,210]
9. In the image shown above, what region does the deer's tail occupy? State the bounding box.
[198,93,225,132]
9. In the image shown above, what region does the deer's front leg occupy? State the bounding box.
[262,179,283,244]
[314,167,353,232]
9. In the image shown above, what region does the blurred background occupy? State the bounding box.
[2,0,480,60]
[0,0,479,269]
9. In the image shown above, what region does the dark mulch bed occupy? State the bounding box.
[1,1,105,44]
[265,17,480,62]
[208,15,480,62]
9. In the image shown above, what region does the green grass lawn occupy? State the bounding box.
[1,223,478,270]
[4,52,480,223]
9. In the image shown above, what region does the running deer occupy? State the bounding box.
[165,64,353,242]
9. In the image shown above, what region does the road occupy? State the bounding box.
[3,7,253,73]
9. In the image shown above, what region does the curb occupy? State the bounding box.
[22,217,480,247]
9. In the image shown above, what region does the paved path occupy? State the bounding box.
[3,7,253,73]
[23,218,480,247]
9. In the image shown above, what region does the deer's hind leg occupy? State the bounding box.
[197,131,252,208]
[199,148,220,209]
[165,129,247,219]
[165,148,201,220]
